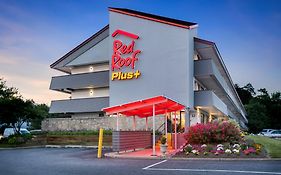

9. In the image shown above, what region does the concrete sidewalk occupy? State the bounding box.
[105,147,176,159]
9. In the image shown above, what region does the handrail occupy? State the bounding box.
[156,122,165,135]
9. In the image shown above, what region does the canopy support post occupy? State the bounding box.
[185,108,190,133]
[165,110,168,140]
[133,116,136,131]
[174,112,177,150]
[152,104,156,156]
[145,117,148,131]
[116,113,119,131]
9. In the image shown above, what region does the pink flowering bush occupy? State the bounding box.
[184,121,241,144]
[179,142,264,157]
[243,147,256,155]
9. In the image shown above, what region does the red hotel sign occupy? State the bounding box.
[111,29,141,81]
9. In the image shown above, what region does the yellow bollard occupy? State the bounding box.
[167,133,172,147]
[97,128,103,158]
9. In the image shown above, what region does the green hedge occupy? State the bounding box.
[46,130,112,136]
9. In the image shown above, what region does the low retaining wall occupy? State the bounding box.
[42,117,114,131]
[42,115,164,131]
[112,131,152,152]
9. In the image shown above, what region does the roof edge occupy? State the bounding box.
[50,24,109,68]
[109,7,198,30]
[194,37,215,45]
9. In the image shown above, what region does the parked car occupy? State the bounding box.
[0,135,3,140]
[263,130,281,138]
[258,129,275,135]
[3,128,30,138]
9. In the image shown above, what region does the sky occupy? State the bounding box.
[0,0,280,105]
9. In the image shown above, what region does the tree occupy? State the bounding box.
[235,83,255,105]
[0,78,42,134]
[30,104,49,129]
[0,96,38,134]
[236,83,281,133]
[0,78,19,99]
[268,92,281,129]
[245,98,269,133]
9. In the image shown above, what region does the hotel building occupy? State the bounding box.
[43,8,247,136]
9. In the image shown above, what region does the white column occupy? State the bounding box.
[197,108,201,124]
[133,116,136,131]
[145,117,148,131]
[174,112,177,149]
[185,108,190,133]
[165,111,168,140]
[152,104,156,156]
[116,113,119,131]
[209,113,212,123]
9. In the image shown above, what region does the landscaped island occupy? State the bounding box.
[175,120,268,158]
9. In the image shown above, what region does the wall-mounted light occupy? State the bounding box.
[89,66,94,72]
[196,107,200,114]
[89,89,94,96]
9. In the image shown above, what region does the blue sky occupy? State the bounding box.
[0,0,280,104]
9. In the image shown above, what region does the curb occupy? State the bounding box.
[170,157,281,161]
[104,152,281,161]
[104,152,169,160]
[0,146,45,150]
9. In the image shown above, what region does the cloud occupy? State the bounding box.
[0,52,68,105]
[1,71,69,105]
[0,3,75,105]
[0,55,18,65]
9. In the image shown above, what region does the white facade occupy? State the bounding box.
[109,10,197,109]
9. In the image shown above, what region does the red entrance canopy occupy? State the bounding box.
[102,96,185,118]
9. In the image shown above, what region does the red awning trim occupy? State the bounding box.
[102,96,185,118]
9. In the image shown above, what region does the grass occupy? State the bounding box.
[246,135,281,158]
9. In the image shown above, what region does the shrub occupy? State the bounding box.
[184,121,242,144]
[253,143,262,153]
[7,136,18,144]
[160,136,167,144]
[184,145,193,153]
[7,134,30,145]
[243,147,256,155]
[240,143,248,150]
[47,129,112,136]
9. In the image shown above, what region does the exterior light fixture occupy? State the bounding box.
[89,66,94,72]
[90,89,94,96]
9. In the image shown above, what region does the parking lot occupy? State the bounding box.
[0,148,281,175]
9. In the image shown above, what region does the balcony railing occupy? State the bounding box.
[194,90,227,116]
[194,59,246,122]
[49,97,109,113]
[50,71,109,92]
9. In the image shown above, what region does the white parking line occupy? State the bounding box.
[142,160,167,170]
[145,168,281,175]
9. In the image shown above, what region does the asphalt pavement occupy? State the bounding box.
[0,148,280,175]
